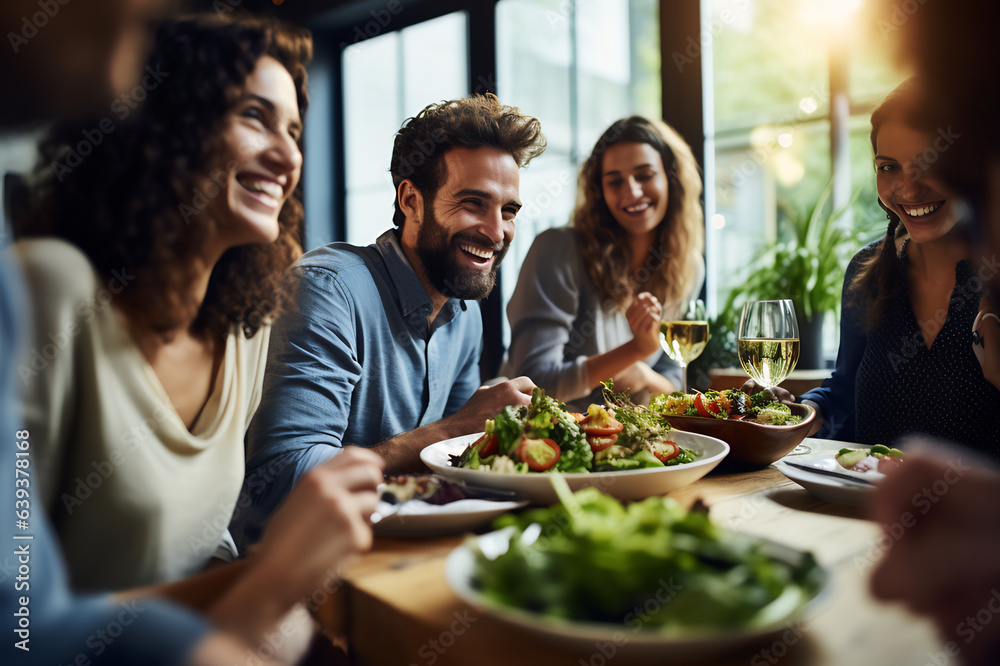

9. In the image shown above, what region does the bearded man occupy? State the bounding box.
[234,95,545,548]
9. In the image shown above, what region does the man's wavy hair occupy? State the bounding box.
[389,93,546,226]
[574,116,704,314]
[25,14,312,340]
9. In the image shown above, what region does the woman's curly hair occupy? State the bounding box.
[24,14,312,340]
[573,116,704,314]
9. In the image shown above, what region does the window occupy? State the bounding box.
[342,12,469,248]
[705,0,905,360]
[496,0,661,346]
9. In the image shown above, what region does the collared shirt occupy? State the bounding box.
[802,239,1000,460]
[233,230,483,550]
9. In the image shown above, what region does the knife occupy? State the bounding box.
[781,461,877,487]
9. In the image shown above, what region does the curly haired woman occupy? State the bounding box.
[502,116,705,409]
[11,14,383,655]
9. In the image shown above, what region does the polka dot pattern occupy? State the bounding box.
[855,247,1000,461]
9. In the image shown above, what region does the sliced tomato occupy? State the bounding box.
[580,415,624,437]
[694,393,719,418]
[650,441,680,463]
[473,433,499,458]
[515,437,561,471]
[587,433,618,453]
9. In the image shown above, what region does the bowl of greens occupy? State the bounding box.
[445,477,828,658]
[651,389,816,466]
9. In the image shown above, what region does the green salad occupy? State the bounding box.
[650,388,803,426]
[450,384,698,474]
[470,477,824,630]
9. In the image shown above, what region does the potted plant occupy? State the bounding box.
[695,181,880,378]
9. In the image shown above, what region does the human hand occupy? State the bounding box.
[626,292,663,358]
[446,376,535,436]
[254,447,384,594]
[870,441,1000,664]
[975,293,1000,390]
[737,378,796,406]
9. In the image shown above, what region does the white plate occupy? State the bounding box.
[445,528,829,659]
[420,431,729,505]
[774,453,879,507]
[371,496,528,538]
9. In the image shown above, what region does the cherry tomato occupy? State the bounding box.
[650,441,680,463]
[694,393,720,418]
[580,414,625,437]
[515,437,561,471]
[587,433,618,453]
[473,432,499,458]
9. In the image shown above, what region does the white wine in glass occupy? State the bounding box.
[660,301,709,393]
[737,337,800,386]
[737,300,800,386]
[738,299,808,454]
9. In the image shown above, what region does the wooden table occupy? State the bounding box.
[320,439,944,665]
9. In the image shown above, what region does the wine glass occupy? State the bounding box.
[660,300,709,394]
[738,299,808,454]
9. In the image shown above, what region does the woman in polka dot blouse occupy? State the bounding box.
[749,78,1000,461]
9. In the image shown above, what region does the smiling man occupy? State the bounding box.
[233,95,546,548]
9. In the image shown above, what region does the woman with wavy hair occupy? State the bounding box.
[503,116,705,409]
[12,13,382,654]
[751,78,1000,458]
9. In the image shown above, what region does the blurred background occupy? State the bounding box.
[0,0,907,384]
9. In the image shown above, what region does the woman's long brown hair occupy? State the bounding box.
[573,116,704,315]
[848,78,922,328]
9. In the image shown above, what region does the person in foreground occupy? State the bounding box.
[235,94,546,550]
[866,2,1000,664]
[744,78,1000,460]
[502,116,705,410]
[11,13,382,663]
[1,1,245,663]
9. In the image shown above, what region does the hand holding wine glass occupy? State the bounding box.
[660,300,709,393]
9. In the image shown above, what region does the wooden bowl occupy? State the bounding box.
[661,404,816,467]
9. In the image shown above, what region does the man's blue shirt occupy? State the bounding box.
[233,230,483,550]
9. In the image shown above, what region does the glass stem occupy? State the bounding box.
[681,363,688,394]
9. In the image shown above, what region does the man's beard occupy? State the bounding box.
[415,202,508,301]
